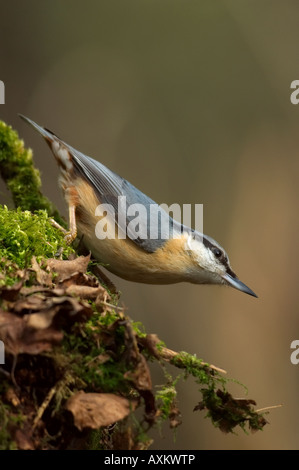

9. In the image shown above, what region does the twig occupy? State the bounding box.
[160,346,227,374]
[10,354,18,388]
[100,301,127,311]
[0,367,10,378]
[255,404,283,413]
[32,383,58,431]
[91,265,119,296]
[138,335,227,375]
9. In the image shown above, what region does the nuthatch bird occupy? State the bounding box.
[19,115,257,297]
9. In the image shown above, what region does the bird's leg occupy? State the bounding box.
[49,204,77,245]
[64,204,77,244]
[49,218,68,235]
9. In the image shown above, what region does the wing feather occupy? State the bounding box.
[67,143,180,252]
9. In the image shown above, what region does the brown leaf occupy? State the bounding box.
[169,404,182,429]
[0,311,63,355]
[13,294,46,314]
[58,271,98,288]
[31,256,53,286]
[24,297,93,329]
[0,280,23,301]
[124,354,152,391]
[20,286,51,296]
[64,284,107,300]
[193,389,266,434]
[46,254,91,282]
[12,292,93,329]
[65,391,136,431]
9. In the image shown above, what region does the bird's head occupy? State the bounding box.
[184,231,257,297]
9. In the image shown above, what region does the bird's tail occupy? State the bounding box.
[19,114,58,143]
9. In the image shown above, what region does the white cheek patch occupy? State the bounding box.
[51,141,73,171]
[185,234,220,271]
[185,233,205,257]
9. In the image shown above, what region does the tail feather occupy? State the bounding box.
[19,114,57,142]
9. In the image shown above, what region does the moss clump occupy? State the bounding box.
[0,205,74,285]
[171,351,225,387]
[0,120,64,224]
[62,312,133,395]
[195,388,267,434]
[156,385,177,420]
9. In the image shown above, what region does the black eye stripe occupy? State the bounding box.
[212,248,222,258]
[203,237,223,258]
[197,235,238,279]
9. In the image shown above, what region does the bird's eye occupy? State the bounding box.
[212,248,222,258]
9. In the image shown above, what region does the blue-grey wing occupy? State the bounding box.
[69,144,180,253]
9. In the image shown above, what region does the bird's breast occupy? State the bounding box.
[58,175,199,284]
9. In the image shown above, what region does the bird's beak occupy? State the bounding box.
[222,273,258,298]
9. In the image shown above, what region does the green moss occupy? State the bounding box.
[88,429,105,450]
[132,321,147,338]
[171,351,224,387]
[62,312,133,395]
[0,120,64,224]
[156,385,177,420]
[197,388,267,434]
[0,206,74,283]
[0,402,17,450]
[155,340,166,352]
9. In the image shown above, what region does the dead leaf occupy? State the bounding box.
[12,293,93,330]
[31,256,52,286]
[65,391,137,431]
[124,355,152,391]
[20,286,51,296]
[0,280,23,301]
[46,254,91,282]
[0,311,63,355]
[58,271,98,288]
[124,353,156,421]
[169,404,182,429]
[194,389,267,433]
[24,297,93,329]
[13,294,46,314]
[64,284,107,300]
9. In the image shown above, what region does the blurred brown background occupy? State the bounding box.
[1,0,299,449]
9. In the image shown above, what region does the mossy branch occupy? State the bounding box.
[0,119,269,450]
[0,121,64,225]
